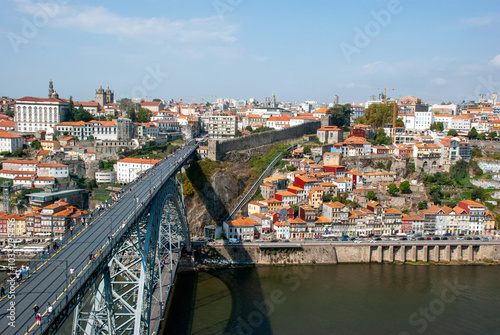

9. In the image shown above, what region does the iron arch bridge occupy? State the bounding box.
[0,142,198,335]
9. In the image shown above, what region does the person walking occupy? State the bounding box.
[33,304,40,318]
[0,285,5,297]
[36,312,41,326]
[70,267,75,279]
[47,302,53,319]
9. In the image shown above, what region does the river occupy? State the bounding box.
[163,264,500,335]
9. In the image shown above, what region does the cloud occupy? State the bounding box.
[431,78,447,86]
[490,54,500,68]
[10,0,238,43]
[460,13,500,26]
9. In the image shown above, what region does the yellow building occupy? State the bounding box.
[323,152,341,166]
[40,140,60,152]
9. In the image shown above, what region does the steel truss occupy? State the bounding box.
[72,178,190,335]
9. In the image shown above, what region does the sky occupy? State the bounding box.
[1,0,500,105]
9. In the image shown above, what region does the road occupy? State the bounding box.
[0,143,197,335]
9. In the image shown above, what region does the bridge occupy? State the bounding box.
[0,141,198,335]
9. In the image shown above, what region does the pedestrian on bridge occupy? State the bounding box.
[70,267,75,279]
[36,312,41,326]
[33,304,39,317]
[0,285,5,297]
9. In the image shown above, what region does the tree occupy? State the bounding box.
[290,204,299,217]
[13,149,25,157]
[68,96,75,119]
[388,183,399,196]
[30,140,41,149]
[418,200,428,210]
[328,103,351,128]
[355,103,404,128]
[447,129,458,136]
[374,128,391,145]
[303,146,311,154]
[235,130,242,137]
[314,136,321,144]
[468,127,478,139]
[471,147,482,158]
[399,180,411,194]
[430,122,444,132]
[245,125,253,132]
[138,108,152,123]
[5,107,14,118]
[74,105,93,122]
[120,98,136,121]
[470,187,485,201]
[366,190,377,201]
[488,131,497,139]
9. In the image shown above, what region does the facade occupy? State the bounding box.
[223,217,258,241]
[95,86,114,106]
[0,131,23,153]
[15,97,69,134]
[95,171,117,184]
[37,163,69,178]
[115,158,161,183]
[207,113,237,139]
[317,126,343,144]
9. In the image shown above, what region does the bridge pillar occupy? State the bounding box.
[400,245,406,262]
[445,245,451,262]
[411,245,417,262]
[388,245,394,262]
[468,245,474,261]
[434,245,440,262]
[422,245,428,262]
[456,245,462,261]
[377,246,383,263]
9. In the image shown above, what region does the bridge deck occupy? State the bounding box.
[0,143,197,335]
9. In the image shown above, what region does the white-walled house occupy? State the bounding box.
[115,158,161,183]
[37,163,69,178]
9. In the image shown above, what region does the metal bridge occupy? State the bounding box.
[0,142,198,335]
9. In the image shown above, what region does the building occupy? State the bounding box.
[15,96,69,134]
[40,140,60,152]
[0,130,23,153]
[317,126,343,144]
[37,163,69,178]
[223,217,258,241]
[116,117,133,141]
[95,86,114,106]
[90,120,118,140]
[140,101,164,112]
[323,152,341,166]
[95,171,117,184]
[207,113,237,139]
[115,158,161,183]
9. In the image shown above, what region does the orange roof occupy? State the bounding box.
[118,158,161,164]
[38,163,68,168]
[3,159,38,164]
[275,191,297,197]
[459,200,484,208]
[314,108,329,114]
[385,208,402,214]
[224,217,257,226]
[0,170,35,175]
[324,201,345,209]
[0,130,21,138]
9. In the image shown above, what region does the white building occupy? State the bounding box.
[399,113,415,130]
[13,176,55,188]
[433,115,454,129]
[15,96,69,134]
[414,110,433,130]
[89,120,117,141]
[207,113,237,139]
[274,221,290,239]
[115,158,161,183]
[37,163,69,178]
[450,116,471,132]
[0,131,23,153]
[95,171,117,184]
[223,217,258,241]
[2,159,38,172]
[56,121,91,140]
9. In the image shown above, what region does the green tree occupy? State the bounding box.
[374,128,391,145]
[85,178,98,191]
[30,140,41,149]
[447,129,458,136]
[245,125,253,132]
[328,103,351,128]
[5,107,14,118]
[67,96,75,120]
[386,161,392,172]
[355,103,404,128]
[74,105,93,122]
[13,149,24,157]
[138,108,152,123]
[470,187,485,201]
[488,131,497,138]
[366,190,377,201]
[303,145,311,154]
[235,130,242,137]
[477,133,485,139]
[468,127,478,139]
[430,122,444,132]
[120,98,136,121]
[290,204,299,217]
[313,136,321,144]
[471,147,482,158]
[406,159,416,173]
[388,183,399,196]
[399,180,411,194]
[418,200,428,210]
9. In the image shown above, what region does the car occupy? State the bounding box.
[473,237,480,240]
[284,240,290,243]
[465,237,472,240]
[331,237,338,241]
[482,237,489,241]
[400,237,408,241]
[417,237,425,241]
[432,237,440,241]
[271,239,278,243]
[197,237,205,241]
[256,239,264,242]
[458,233,465,237]
[375,237,382,241]
[441,237,448,240]
[425,237,431,240]
[244,239,251,243]
[341,238,348,241]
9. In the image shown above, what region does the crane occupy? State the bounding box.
[360,86,394,102]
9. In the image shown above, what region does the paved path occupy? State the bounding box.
[0,143,197,335]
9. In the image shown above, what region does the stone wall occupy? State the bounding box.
[208,121,321,161]
[203,242,500,265]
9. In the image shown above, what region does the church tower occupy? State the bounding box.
[48,80,59,99]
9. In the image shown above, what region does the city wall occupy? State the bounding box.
[203,243,500,265]
[208,121,322,161]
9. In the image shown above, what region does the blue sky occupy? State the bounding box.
[1,0,499,104]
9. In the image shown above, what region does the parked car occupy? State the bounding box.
[417,237,425,241]
[256,239,264,242]
[482,237,489,241]
[244,239,251,243]
[284,240,290,243]
[341,238,348,241]
[473,237,480,240]
[432,237,440,241]
[441,237,448,240]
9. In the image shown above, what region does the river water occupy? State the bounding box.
[163,264,500,335]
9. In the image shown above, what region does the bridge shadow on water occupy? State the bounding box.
[163,160,273,334]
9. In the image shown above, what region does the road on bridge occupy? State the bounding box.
[0,143,197,335]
